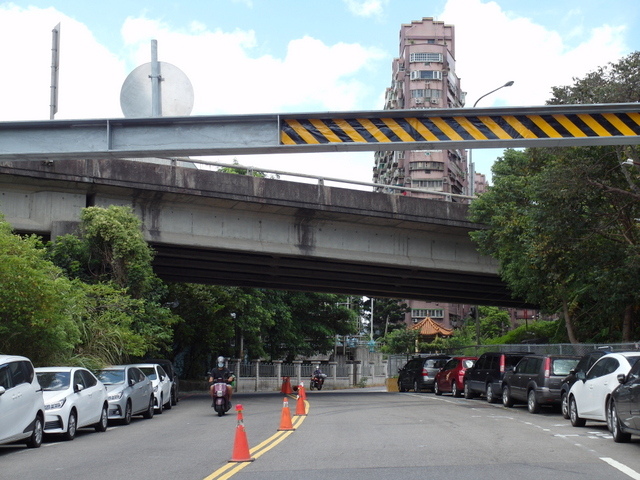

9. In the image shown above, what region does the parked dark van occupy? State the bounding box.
[397,355,451,392]
[501,354,580,413]
[463,352,526,403]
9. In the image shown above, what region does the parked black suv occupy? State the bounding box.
[397,355,451,392]
[463,352,526,403]
[559,350,609,419]
[501,354,580,413]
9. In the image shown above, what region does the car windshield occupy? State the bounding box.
[37,371,70,391]
[96,369,125,385]
[551,358,580,376]
[139,367,157,380]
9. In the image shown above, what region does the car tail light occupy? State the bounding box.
[499,355,505,373]
[544,357,551,378]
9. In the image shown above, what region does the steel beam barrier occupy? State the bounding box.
[2,104,640,161]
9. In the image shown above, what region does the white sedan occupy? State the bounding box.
[131,363,172,414]
[568,352,640,427]
[35,367,109,440]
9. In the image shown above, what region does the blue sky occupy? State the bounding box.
[1,0,638,184]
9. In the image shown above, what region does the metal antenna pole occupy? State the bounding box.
[150,40,162,117]
[49,23,60,119]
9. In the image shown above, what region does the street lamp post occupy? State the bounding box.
[469,81,514,197]
[469,81,514,349]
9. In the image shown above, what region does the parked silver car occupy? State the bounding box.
[131,363,172,414]
[96,365,154,424]
[0,355,45,448]
[35,367,109,440]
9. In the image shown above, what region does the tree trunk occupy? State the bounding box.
[622,304,633,342]
[563,298,579,344]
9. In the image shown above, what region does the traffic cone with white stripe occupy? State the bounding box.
[277,397,295,431]
[230,404,254,462]
[295,391,307,416]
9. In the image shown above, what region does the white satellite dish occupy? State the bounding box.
[120,61,194,118]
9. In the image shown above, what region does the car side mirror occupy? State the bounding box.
[617,373,627,384]
[129,378,136,386]
[0,386,5,396]
[576,371,586,382]
[74,383,84,393]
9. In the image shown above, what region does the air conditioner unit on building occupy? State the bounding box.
[415,98,424,104]
[430,99,439,104]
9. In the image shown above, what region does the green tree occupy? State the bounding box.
[48,206,177,363]
[0,215,81,364]
[470,52,640,342]
[379,327,419,354]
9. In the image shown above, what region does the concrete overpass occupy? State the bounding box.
[0,158,527,307]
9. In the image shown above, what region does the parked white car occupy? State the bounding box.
[35,367,109,440]
[96,365,154,424]
[0,355,45,448]
[568,351,640,427]
[131,363,172,414]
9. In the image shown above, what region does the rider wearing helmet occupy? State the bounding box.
[208,356,234,406]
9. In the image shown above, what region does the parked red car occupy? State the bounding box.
[434,356,478,397]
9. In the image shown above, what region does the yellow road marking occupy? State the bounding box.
[203,400,309,480]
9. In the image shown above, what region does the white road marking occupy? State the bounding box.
[600,457,640,480]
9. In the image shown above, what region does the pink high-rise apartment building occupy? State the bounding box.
[373,18,480,330]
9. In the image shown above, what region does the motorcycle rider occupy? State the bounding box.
[311,366,326,388]
[208,356,234,407]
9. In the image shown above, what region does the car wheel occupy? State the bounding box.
[464,382,474,399]
[398,379,406,392]
[143,395,155,419]
[95,404,108,432]
[569,396,586,427]
[609,399,631,443]
[434,381,442,396]
[452,382,460,398]
[413,380,420,393]
[63,410,77,441]
[502,385,514,408]
[122,400,133,425]
[527,389,540,414]
[561,391,570,419]
[157,395,163,414]
[26,414,43,448]
[486,383,497,403]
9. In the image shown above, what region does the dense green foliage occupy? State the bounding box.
[469,52,640,343]
[0,215,81,365]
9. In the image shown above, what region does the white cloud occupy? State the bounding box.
[0,5,126,120]
[442,0,628,107]
[119,18,386,115]
[343,0,389,18]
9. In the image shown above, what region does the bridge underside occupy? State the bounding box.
[151,244,520,307]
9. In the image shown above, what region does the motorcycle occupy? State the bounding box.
[310,373,327,391]
[211,378,232,416]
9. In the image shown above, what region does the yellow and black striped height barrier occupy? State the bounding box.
[280,109,640,147]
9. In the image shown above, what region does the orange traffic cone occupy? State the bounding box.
[280,376,293,395]
[277,397,295,431]
[295,392,307,416]
[230,404,255,462]
[298,381,307,401]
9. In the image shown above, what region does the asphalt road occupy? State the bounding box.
[2,387,640,480]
